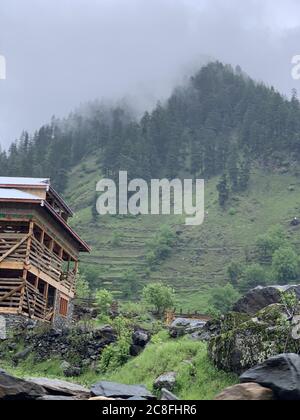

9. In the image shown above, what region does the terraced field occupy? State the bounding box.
[64,155,300,311]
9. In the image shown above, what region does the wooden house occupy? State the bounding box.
[0,177,90,331]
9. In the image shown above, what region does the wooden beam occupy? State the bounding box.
[0,282,25,303]
[0,308,19,314]
[0,261,23,270]
[0,233,31,264]
[28,265,74,298]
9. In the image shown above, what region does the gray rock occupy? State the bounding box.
[63,367,82,378]
[215,383,273,401]
[208,307,300,374]
[154,372,177,391]
[37,395,78,401]
[233,285,300,316]
[91,381,155,400]
[240,354,300,400]
[60,361,71,371]
[13,347,32,362]
[170,318,206,338]
[160,388,179,400]
[0,371,46,400]
[132,330,150,347]
[28,378,90,397]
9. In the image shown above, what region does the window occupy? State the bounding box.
[59,297,69,317]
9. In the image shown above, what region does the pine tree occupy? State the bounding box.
[239,155,251,191]
[217,174,229,208]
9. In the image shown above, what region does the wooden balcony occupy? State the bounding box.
[0,233,76,295]
[0,278,52,321]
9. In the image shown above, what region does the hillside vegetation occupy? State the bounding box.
[65,153,300,311]
[1,62,300,311]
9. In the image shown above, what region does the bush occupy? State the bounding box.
[240,263,268,291]
[75,272,91,299]
[95,289,113,316]
[228,208,237,216]
[122,269,140,298]
[146,226,176,268]
[98,316,132,373]
[256,225,287,261]
[111,231,123,247]
[272,246,299,284]
[227,261,244,286]
[142,283,175,317]
[208,284,241,316]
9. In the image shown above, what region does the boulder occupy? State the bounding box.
[91,381,155,400]
[233,285,300,316]
[132,330,150,347]
[0,371,46,400]
[208,305,300,374]
[169,318,206,338]
[63,367,82,378]
[240,354,300,400]
[130,344,143,357]
[12,347,32,363]
[28,378,90,398]
[37,395,78,401]
[154,372,177,391]
[215,383,273,401]
[60,361,71,371]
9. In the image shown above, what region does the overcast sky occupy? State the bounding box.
[0,0,300,148]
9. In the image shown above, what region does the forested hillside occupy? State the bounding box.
[1,62,300,189]
[1,62,300,310]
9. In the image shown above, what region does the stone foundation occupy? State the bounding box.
[52,292,74,330]
[0,314,42,340]
[0,294,74,339]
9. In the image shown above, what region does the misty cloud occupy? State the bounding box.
[0,0,300,147]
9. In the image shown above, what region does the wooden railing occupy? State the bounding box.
[0,233,27,263]
[0,278,50,321]
[0,234,76,293]
[60,271,76,294]
[29,237,63,282]
[22,281,48,320]
[0,278,24,310]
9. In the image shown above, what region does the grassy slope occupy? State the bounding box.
[64,155,300,311]
[2,336,237,400]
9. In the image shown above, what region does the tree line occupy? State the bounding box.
[1,62,300,194]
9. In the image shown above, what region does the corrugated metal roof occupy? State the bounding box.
[0,188,42,201]
[0,177,50,187]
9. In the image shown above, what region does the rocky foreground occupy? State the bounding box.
[1,284,300,401]
[0,370,179,401]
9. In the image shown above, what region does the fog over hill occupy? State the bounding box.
[1,0,300,147]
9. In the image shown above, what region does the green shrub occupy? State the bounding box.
[227,261,244,286]
[95,289,113,316]
[228,208,237,216]
[208,284,241,315]
[272,246,299,284]
[146,226,176,268]
[111,231,123,247]
[121,269,140,298]
[143,283,175,317]
[256,225,288,261]
[75,272,91,299]
[240,263,268,291]
[98,316,132,373]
